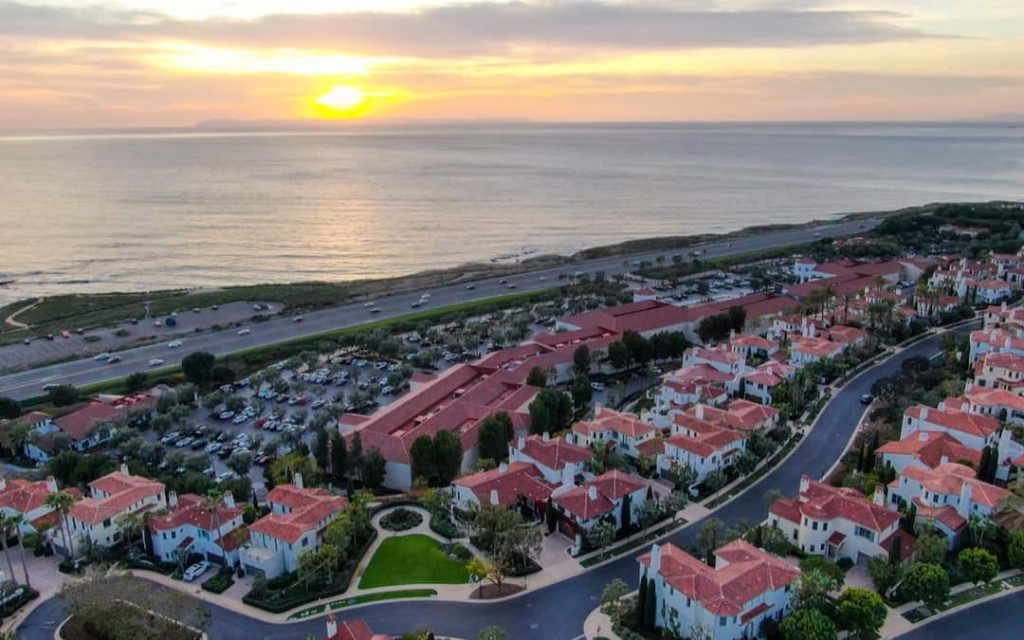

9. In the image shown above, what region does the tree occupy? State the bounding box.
[573,345,592,375]
[796,556,844,610]
[6,514,30,589]
[1008,531,1024,570]
[410,435,437,482]
[696,518,724,562]
[959,547,998,585]
[867,555,903,596]
[0,516,16,589]
[181,351,217,387]
[114,512,145,555]
[837,587,887,640]
[914,530,947,565]
[433,430,464,485]
[478,412,515,462]
[526,366,548,387]
[45,490,76,558]
[600,578,631,623]
[227,450,253,477]
[620,493,633,531]
[528,388,572,435]
[636,575,648,629]
[268,453,320,487]
[664,489,688,523]
[0,397,21,419]
[329,432,348,482]
[479,627,506,640]
[704,468,727,493]
[571,374,593,413]
[48,384,79,407]
[588,520,616,558]
[312,428,330,470]
[902,562,950,610]
[124,372,149,394]
[361,448,387,490]
[780,608,837,640]
[607,341,630,370]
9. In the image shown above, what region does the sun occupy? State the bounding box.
[313,85,368,117]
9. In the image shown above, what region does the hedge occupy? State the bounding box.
[243,530,378,613]
[201,568,235,594]
[380,508,423,532]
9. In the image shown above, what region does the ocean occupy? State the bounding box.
[1,122,1022,302]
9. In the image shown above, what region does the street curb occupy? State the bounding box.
[890,581,1024,638]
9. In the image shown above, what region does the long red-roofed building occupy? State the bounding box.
[639,539,800,639]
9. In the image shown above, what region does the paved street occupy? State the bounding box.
[0,218,875,400]
[17,322,951,640]
[895,589,1024,640]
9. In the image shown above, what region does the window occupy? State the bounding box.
[103,519,111,528]
[719,617,727,627]
[811,521,818,531]
[822,522,828,531]
[854,526,875,541]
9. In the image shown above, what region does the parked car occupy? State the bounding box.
[183,561,210,582]
[860,394,874,405]
[590,382,606,392]
[167,340,183,348]
[147,358,164,367]
[237,328,251,336]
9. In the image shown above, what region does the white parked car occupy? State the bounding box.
[147,358,164,367]
[237,328,251,336]
[167,340,183,348]
[183,561,210,582]
[93,352,111,362]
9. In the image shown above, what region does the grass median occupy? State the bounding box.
[287,588,438,620]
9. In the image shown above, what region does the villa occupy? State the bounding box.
[149,491,246,567]
[62,465,165,556]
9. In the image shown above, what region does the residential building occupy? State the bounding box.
[0,475,65,534]
[789,336,847,367]
[323,615,391,640]
[62,465,165,556]
[508,434,591,485]
[973,352,1024,394]
[241,476,347,579]
[969,327,1024,364]
[877,431,982,475]
[887,462,1010,545]
[452,461,555,516]
[638,539,800,640]
[570,406,658,458]
[900,404,1000,451]
[149,491,246,567]
[962,385,1024,425]
[767,476,905,563]
[552,470,649,550]
[658,407,748,483]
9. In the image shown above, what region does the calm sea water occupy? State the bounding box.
[1,122,1022,302]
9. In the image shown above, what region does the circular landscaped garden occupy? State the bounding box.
[379,507,424,532]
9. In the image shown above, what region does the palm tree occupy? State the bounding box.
[201,490,226,566]
[45,490,76,558]
[6,514,31,589]
[0,516,17,587]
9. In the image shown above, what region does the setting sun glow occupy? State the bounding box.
[313,86,368,117]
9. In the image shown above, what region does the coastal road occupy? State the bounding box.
[17,325,952,640]
[0,218,876,400]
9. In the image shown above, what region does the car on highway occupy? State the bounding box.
[498,279,508,284]
[860,393,874,405]
[507,283,517,289]
[364,301,375,307]
[465,284,475,290]
[183,561,210,582]
[411,301,421,308]
[107,355,122,364]
[293,316,304,322]
[147,358,164,367]
[237,328,251,335]
[371,307,381,314]
[167,340,183,348]
[93,352,110,362]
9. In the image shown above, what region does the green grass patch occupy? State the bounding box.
[287,588,437,619]
[359,535,469,589]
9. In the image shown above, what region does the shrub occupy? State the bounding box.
[430,513,461,539]
[380,508,424,532]
[836,557,854,571]
[201,568,235,594]
[443,543,473,563]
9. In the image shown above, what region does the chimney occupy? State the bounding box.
[940,455,949,465]
[46,476,58,493]
[498,462,508,474]
[0,477,6,492]
[920,407,929,422]
[120,463,130,476]
[587,485,598,500]
[799,475,810,495]
[517,436,526,450]
[542,431,550,442]
[696,405,705,420]
[294,472,304,490]
[224,492,235,509]
[650,543,662,574]
[490,488,500,505]
[872,485,885,506]
[594,402,603,415]
[918,432,928,442]
[168,491,178,509]
[729,329,736,340]
[326,614,337,639]
[959,480,973,514]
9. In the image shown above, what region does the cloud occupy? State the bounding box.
[0,0,934,57]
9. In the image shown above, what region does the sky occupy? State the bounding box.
[0,0,1022,128]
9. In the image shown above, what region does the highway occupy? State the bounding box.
[16,322,954,640]
[0,217,876,400]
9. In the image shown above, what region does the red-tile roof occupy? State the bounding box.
[639,539,800,616]
[68,471,164,526]
[148,493,243,546]
[556,470,647,521]
[517,435,591,471]
[573,407,656,440]
[249,484,347,544]
[454,462,555,507]
[905,404,1000,439]
[0,478,55,514]
[769,477,899,533]
[53,402,122,442]
[901,463,1010,508]
[876,431,982,469]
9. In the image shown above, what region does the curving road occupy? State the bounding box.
[0,218,876,400]
[18,325,954,640]
[895,589,1024,640]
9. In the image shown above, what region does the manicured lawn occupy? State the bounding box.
[288,588,437,619]
[359,535,469,589]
